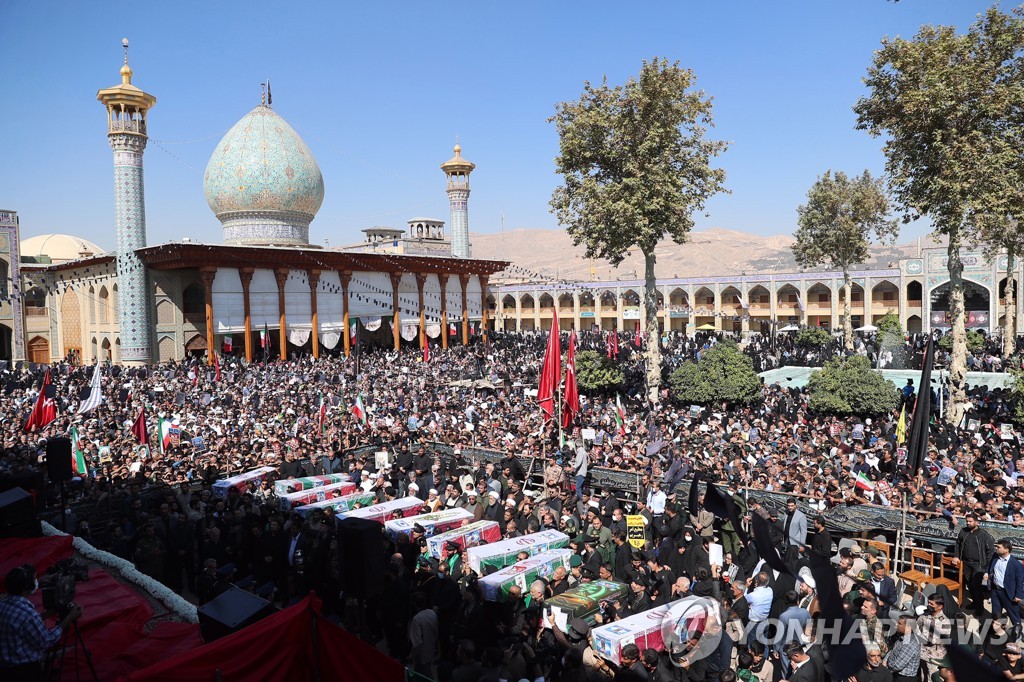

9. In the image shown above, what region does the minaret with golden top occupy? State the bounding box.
[441,143,475,258]
[96,39,156,365]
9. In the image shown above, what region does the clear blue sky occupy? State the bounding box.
[0,0,1003,251]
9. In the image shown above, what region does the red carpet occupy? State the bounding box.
[0,536,202,681]
[124,594,405,682]
[0,535,73,590]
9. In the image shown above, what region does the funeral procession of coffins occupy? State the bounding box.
[7,4,1024,681]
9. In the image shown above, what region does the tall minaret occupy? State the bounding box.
[441,144,475,258]
[97,39,156,365]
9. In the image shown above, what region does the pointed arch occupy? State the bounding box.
[98,286,109,323]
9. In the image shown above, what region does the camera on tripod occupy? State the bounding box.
[41,558,89,615]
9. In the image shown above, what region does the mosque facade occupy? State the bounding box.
[1,47,504,366]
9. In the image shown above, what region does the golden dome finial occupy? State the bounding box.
[120,38,132,84]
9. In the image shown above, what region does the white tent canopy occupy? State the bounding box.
[855,323,878,332]
[778,324,800,332]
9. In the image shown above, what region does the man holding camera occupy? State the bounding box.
[0,564,82,681]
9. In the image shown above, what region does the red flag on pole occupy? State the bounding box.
[213,352,221,382]
[222,335,233,354]
[536,308,561,421]
[606,331,613,358]
[634,322,642,347]
[24,369,56,432]
[423,341,430,363]
[611,329,620,359]
[562,330,579,428]
[131,408,150,445]
[449,322,457,336]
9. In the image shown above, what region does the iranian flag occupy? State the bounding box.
[350,321,357,345]
[318,394,328,434]
[159,417,179,454]
[449,322,457,336]
[352,395,367,425]
[854,471,875,491]
[223,335,233,353]
[614,395,626,436]
[70,426,88,476]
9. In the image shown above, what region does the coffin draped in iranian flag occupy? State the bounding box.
[338,496,425,524]
[466,529,570,575]
[590,596,717,666]
[293,489,378,517]
[384,507,474,541]
[546,580,629,631]
[479,549,572,602]
[279,481,357,511]
[273,473,351,497]
[212,466,277,498]
[426,520,502,560]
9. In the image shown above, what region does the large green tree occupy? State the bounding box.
[806,356,899,416]
[854,6,1024,424]
[792,170,897,351]
[550,58,728,404]
[668,340,760,406]
[575,350,625,394]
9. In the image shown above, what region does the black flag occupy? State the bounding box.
[808,551,866,680]
[906,336,934,476]
[750,512,788,575]
[704,481,750,545]
[688,472,702,518]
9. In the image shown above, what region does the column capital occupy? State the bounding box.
[339,270,352,288]
[274,268,289,290]
[438,272,449,288]
[307,269,321,288]
[199,267,217,287]
[238,267,254,288]
[389,272,402,289]
[459,273,471,289]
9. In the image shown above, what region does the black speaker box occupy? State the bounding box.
[0,471,45,511]
[197,585,276,642]
[46,437,73,483]
[337,517,385,599]
[0,487,41,537]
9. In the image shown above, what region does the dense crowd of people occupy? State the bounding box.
[2,327,1024,680]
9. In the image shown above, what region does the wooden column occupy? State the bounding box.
[480,275,490,344]
[438,274,449,350]
[390,273,402,351]
[275,268,289,361]
[460,274,470,345]
[308,269,320,359]
[239,268,254,362]
[340,271,352,357]
[200,267,217,365]
[416,273,427,351]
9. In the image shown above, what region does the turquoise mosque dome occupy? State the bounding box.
[204,104,325,246]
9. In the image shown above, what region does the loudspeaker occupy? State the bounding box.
[46,437,73,483]
[197,585,276,642]
[337,517,386,599]
[0,471,45,511]
[0,487,41,538]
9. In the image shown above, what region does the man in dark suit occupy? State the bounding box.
[784,641,818,682]
[869,562,898,619]
[987,537,1024,641]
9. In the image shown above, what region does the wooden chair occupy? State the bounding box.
[927,555,963,605]
[865,540,892,569]
[900,548,936,588]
